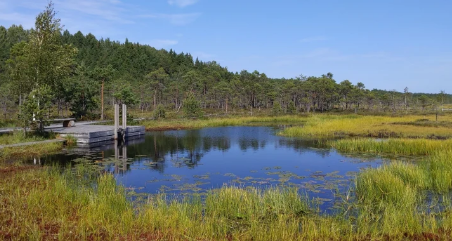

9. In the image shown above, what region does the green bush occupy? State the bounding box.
[153,104,166,119]
[184,92,203,118]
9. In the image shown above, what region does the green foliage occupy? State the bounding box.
[65,64,99,118]
[272,101,282,116]
[112,80,138,106]
[19,85,53,133]
[418,94,431,111]
[153,104,166,119]
[287,101,296,114]
[184,92,202,118]
[8,2,76,92]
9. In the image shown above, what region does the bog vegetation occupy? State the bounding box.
[2,153,452,240]
[1,2,452,240]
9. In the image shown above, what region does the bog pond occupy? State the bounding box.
[31,126,386,211]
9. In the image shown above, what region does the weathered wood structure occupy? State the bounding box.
[53,125,145,144]
[52,104,145,144]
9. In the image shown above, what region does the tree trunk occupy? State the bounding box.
[153,88,157,110]
[101,79,104,120]
[225,98,228,113]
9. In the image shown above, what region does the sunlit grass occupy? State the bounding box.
[280,114,452,138]
[142,115,307,131]
[0,142,63,163]
[331,138,452,156]
[0,131,46,145]
[2,165,452,240]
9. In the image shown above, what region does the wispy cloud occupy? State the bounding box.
[55,0,133,24]
[147,39,178,48]
[140,13,200,26]
[168,0,199,8]
[193,51,215,60]
[0,0,134,37]
[300,36,327,43]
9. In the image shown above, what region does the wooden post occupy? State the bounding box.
[122,104,127,136]
[114,104,119,140]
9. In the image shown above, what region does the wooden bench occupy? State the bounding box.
[52,118,76,127]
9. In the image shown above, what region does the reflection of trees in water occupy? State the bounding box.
[238,138,268,152]
[278,139,332,157]
[38,127,336,174]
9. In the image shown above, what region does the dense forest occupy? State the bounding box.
[0,4,450,123]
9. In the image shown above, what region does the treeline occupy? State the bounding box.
[0,8,450,121]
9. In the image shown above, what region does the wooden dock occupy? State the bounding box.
[51,125,145,144]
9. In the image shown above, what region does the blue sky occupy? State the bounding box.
[1,0,451,93]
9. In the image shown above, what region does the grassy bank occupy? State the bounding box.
[331,138,452,156]
[0,131,48,145]
[1,164,452,240]
[142,115,306,131]
[141,113,452,139]
[0,142,63,163]
[280,114,452,139]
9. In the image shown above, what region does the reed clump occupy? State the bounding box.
[420,150,452,193]
[355,150,452,200]
[64,135,77,146]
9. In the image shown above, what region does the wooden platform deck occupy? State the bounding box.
[51,125,145,144]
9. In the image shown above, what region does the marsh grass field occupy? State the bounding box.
[2,113,452,240]
[280,113,452,139]
[2,161,452,240]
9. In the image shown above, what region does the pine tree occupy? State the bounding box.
[184,92,202,118]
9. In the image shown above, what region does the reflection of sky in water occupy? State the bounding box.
[39,126,384,211]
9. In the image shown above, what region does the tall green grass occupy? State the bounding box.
[0,131,46,145]
[280,114,452,138]
[355,150,452,198]
[0,142,63,163]
[331,138,452,156]
[143,115,306,130]
[3,165,452,240]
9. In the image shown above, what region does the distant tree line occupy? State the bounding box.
[0,3,450,122]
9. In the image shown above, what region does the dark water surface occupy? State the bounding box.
[37,126,385,211]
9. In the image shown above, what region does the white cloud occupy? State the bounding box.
[168,0,199,8]
[193,51,215,60]
[140,13,200,26]
[147,39,178,48]
[300,36,327,43]
[0,0,134,37]
[55,0,133,24]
